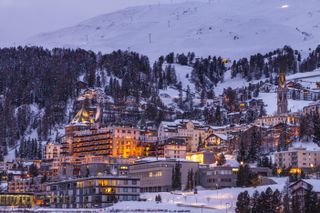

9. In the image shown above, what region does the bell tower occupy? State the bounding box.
[277,69,288,114]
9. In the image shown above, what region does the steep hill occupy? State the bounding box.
[27,0,320,60]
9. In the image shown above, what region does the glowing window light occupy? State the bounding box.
[281,4,289,9]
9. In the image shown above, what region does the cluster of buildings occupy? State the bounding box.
[0,89,243,208]
[2,72,320,209]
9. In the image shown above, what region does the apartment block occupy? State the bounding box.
[47,175,140,208]
[129,158,198,192]
[274,147,320,169]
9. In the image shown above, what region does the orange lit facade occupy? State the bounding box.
[111,126,143,158]
[63,124,145,159]
[72,127,113,158]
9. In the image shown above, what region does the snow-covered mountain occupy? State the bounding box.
[27,0,320,60]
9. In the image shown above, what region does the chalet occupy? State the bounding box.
[205,133,232,153]
[158,120,209,152]
[290,179,320,210]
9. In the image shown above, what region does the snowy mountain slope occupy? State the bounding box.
[258,92,313,115]
[27,0,320,61]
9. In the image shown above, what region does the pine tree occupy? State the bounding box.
[251,190,260,213]
[237,139,247,163]
[197,135,203,151]
[200,89,207,107]
[272,189,281,213]
[214,105,222,126]
[165,52,174,64]
[216,153,226,166]
[173,163,182,190]
[38,141,42,159]
[305,186,319,213]
[41,173,47,183]
[236,165,251,187]
[291,195,301,213]
[185,170,191,191]
[313,113,320,146]
[185,86,193,111]
[190,169,194,190]
[28,164,39,177]
[248,129,260,162]
[171,167,175,190]
[236,191,250,213]
[283,193,290,213]
[278,123,288,151]
[177,82,183,109]
[300,113,314,140]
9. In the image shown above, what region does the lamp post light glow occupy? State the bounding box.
[226,202,231,213]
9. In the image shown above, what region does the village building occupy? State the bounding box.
[274,144,320,170]
[47,175,140,208]
[158,120,210,152]
[44,142,62,160]
[129,158,198,192]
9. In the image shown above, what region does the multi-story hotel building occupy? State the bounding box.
[72,127,113,158]
[8,177,44,193]
[163,139,187,159]
[274,147,320,169]
[44,142,62,160]
[47,175,140,208]
[62,112,143,158]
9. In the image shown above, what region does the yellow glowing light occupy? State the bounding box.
[186,153,204,164]
[105,187,113,193]
[277,168,282,175]
[290,168,301,174]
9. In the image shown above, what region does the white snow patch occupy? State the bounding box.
[258,92,313,115]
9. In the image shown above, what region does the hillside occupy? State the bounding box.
[3,0,320,162]
[27,0,320,61]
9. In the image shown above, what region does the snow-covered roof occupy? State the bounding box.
[303,179,320,192]
[213,133,228,141]
[289,141,320,152]
[137,157,194,163]
[7,170,25,175]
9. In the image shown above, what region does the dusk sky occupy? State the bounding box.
[0,0,205,47]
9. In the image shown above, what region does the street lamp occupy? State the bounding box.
[225,202,231,213]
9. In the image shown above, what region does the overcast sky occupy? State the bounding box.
[0,0,203,47]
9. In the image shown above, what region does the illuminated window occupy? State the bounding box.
[98,180,109,186]
[104,187,113,193]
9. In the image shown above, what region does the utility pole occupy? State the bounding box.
[149,33,152,44]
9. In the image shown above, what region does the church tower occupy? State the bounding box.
[277,69,288,114]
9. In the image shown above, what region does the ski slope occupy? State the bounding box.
[27,0,320,61]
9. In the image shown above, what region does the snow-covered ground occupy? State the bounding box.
[7,178,285,212]
[118,177,286,213]
[258,92,313,115]
[27,0,320,61]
